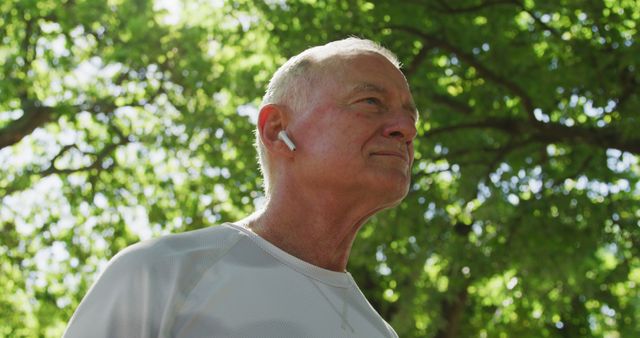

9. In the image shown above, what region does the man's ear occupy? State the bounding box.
[258,104,295,157]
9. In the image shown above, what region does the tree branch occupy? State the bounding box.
[405,44,432,78]
[0,104,57,150]
[615,65,637,113]
[390,25,537,121]
[425,119,522,138]
[20,12,37,69]
[40,135,128,177]
[554,153,595,185]
[530,120,640,154]
[425,118,640,155]
[434,284,469,338]
[432,0,517,14]
[429,92,474,115]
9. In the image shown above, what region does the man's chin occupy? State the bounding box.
[372,181,411,208]
[374,194,407,213]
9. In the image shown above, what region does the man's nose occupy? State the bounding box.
[382,113,417,143]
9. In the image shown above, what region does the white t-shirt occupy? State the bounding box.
[64,223,398,338]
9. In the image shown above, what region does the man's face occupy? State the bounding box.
[290,52,417,208]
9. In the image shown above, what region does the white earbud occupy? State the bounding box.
[277,130,296,151]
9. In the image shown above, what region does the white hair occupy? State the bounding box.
[256,38,401,195]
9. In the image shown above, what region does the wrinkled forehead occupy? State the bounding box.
[288,49,415,119]
[312,49,401,75]
[315,52,413,96]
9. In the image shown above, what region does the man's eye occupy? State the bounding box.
[363,97,381,105]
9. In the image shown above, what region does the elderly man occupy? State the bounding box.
[64,37,417,337]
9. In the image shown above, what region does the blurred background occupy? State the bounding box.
[0,0,638,337]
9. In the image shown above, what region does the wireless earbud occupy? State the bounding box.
[277,130,296,151]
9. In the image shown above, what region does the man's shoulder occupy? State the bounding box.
[108,223,243,271]
[64,224,247,337]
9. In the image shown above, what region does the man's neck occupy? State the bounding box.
[240,190,382,272]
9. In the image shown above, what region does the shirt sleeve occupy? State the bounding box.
[63,248,164,338]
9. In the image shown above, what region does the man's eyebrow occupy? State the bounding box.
[349,82,386,95]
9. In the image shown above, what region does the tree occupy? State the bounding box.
[1,0,638,337]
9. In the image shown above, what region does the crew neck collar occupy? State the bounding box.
[224,223,352,288]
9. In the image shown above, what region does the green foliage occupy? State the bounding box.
[1,0,638,337]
